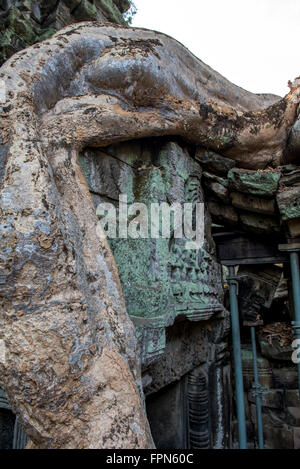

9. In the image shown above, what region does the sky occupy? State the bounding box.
[131,0,299,97]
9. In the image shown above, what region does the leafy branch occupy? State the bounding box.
[123,1,137,25]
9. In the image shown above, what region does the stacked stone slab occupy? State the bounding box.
[277,165,300,238]
[0,0,130,65]
[197,146,300,449]
[236,346,300,449]
[196,148,300,239]
[79,138,232,448]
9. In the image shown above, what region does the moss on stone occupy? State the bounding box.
[281,201,300,221]
[73,0,98,21]
[228,168,281,197]
[0,0,129,65]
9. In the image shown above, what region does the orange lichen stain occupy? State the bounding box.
[205,101,238,119]
[15,261,38,283]
[113,104,132,116]
[36,232,53,250]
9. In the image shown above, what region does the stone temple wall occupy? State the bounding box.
[79,138,232,448]
[0,0,131,65]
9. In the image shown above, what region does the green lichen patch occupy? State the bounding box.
[195,148,235,176]
[98,0,127,25]
[277,186,300,221]
[79,140,223,363]
[228,168,281,197]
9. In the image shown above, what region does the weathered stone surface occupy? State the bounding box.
[146,362,232,450]
[79,148,136,202]
[106,140,151,168]
[237,265,281,323]
[231,192,276,215]
[239,213,280,234]
[0,24,294,169]
[250,406,294,449]
[231,419,256,449]
[264,424,294,449]
[277,165,300,222]
[286,218,300,238]
[146,376,188,449]
[288,114,300,158]
[97,0,129,23]
[0,409,14,449]
[114,0,131,13]
[241,347,272,390]
[0,135,154,448]
[260,339,293,362]
[280,165,300,186]
[274,274,288,300]
[263,420,294,449]
[202,171,229,187]
[293,427,300,449]
[204,180,230,202]
[202,172,229,202]
[287,407,300,427]
[0,25,168,450]
[228,169,281,197]
[80,140,226,367]
[195,148,235,176]
[143,314,230,396]
[207,201,239,226]
[286,390,300,408]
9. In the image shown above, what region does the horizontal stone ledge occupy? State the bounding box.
[231,191,276,215]
[248,389,284,409]
[240,212,280,234]
[286,218,300,238]
[287,407,300,427]
[228,168,281,197]
[286,390,300,408]
[195,148,235,176]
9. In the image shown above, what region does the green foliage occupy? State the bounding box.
[123,1,137,25]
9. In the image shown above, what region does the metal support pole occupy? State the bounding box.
[228,266,247,449]
[250,327,264,449]
[290,252,300,399]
